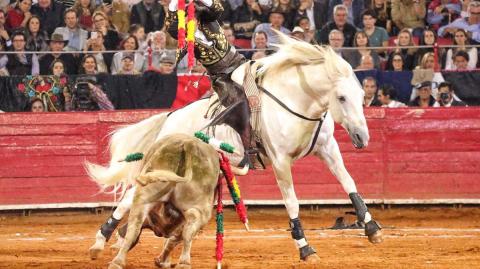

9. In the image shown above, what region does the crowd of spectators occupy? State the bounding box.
[0,0,477,112]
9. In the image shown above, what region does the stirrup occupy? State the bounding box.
[239,148,265,170]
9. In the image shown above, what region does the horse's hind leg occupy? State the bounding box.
[314,136,383,244]
[272,158,319,262]
[89,187,137,259]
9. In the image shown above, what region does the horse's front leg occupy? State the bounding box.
[314,137,383,243]
[272,158,319,262]
[89,186,137,259]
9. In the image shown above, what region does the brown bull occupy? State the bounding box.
[108,134,220,269]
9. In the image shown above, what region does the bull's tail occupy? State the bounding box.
[86,113,169,191]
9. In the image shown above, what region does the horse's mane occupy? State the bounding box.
[256,30,352,79]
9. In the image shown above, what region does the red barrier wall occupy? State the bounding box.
[1,108,479,209]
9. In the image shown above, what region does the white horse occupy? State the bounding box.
[88,33,382,264]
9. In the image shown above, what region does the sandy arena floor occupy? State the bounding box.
[1,206,480,269]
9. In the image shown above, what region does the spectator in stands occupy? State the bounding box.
[391,0,426,38]
[245,31,271,59]
[362,76,381,106]
[427,0,461,31]
[130,0,165,34]
[416,52,438,70]
[72,0,96,31]
[370,0,393,34]
[344,30,381,69]
[25,16,49,52]
[54,9,88,52]
[129,24,147,50]
[414,29,438,67]
[444,29,478,70]
[451,50,472,70]
[0,37,9,76]
[79,54,98,74]
[158,53,175,75]
[110,0,131,34]
[70,76,114,111]
[6,31,39,75]
[357,54,376,70]
[30,98,45,112]
[295,16,315,43]
[386,29,417,70]
[438,1,480,43]
[316,4,357,46]
[50,58,65,76]
[117,53,141,74]
[434,81,467,107]
[6,0,32,31]
[92,11,121,50]
[361,9,389,55]
[0,11,10,45]
[294,0,329,32]
[111,35,144,74]
[328,29,346,57]
[328,0,364,27]
[387,51,407,71]
[83,32,112,73]
[271,0,296,29]
[223,25,238,47]
[253,9,291,45]
[39,33,78,75]
[409,80,436,107]
[31,0,65,35]
[231,0,265,40]
[378,84,407,107]
[290,26,305,40]
[144,30,166,70]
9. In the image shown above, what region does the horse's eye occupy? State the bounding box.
[338,96,346,103]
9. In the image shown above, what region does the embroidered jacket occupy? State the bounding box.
[165,0,231,67]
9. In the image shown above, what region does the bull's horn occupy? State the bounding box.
[230,164,249,175]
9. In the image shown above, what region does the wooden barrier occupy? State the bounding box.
[0,108,479,210]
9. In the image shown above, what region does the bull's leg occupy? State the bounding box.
[314,137,383,243]
[108,202,153,269]
[154,236,182,268]
[272,158,319,262]
[177,208,210,269]
[110,182,175,269]
[89,186,137,259]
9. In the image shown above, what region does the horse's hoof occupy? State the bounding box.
[154,257,171,268]
[176,263,191,269]
[299,245,317,261]
[365,220,383,244]
[89,246,103,260]
[107,262,124,269]
[368,230,384,244]
[304,253,321,264]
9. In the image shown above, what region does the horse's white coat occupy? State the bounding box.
[87,33,370,257]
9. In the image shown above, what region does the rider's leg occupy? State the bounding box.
[209,76,253,151]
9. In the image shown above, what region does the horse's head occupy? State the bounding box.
[326,52,369,149]
[243,31,369,149]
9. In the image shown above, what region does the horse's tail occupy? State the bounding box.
[86,113,169,191]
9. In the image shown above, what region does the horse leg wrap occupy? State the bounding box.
[349,192,371,223]
[290,218,316,260]
[100,216,121,241]
[364,220,382,236]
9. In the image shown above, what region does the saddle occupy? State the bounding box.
[204,61,266,169]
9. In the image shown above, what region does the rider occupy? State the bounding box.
[165,0,255,157]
